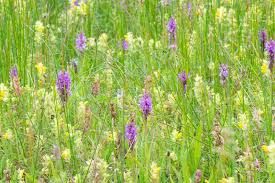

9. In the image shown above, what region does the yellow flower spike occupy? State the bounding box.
[150,162,161,182]
[237,113,248,130]
[171,129,182,142]
[169,151,177,161]
[3,129,13,140]
[35,62,47,76]
[79,2,87,16]
[17,168,25,181]
[124,32,133,43]
[0,83,9,102]
[216,7,227,23]
[35,21,44,33]
[262,145,269,153]
[61,149,71,161]
[261,62,270,76]
[155,41,161,49]
[105,131,118,142]
[87,37,96,47]
[219,177,235,183]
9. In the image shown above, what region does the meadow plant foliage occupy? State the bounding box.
[0,0,274,182]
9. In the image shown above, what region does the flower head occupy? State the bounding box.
[178,71,188,92]
[265,40,275,58]
[216,7,227,23]
[167,17,177,49]
[261,62,269,76]
[73,0,80,6]
[187,2,192,18]
[219,64,229,85]
[219,177,235,183]
[139,92,152,119]
[150,162,161,182]
[61,149,71,161]
[34,21,44,43]
[122,39,129,51]
[87,37,96,47]
[266,141,275,166]
[237,113,248,130]
[10,66,18,79]
[98,33,108,50]
[76,32,87,52]
[0,83,9,102]
[2,129,13,140]
[56,71,71,103]
[167,17,176,34]
[35,62,47,76]
[35,21,45,33]
[262,145,269,153]
[259,30,267,50]
[195,169,202,183]
[10,66,21,95]
[125,121,137,149]
[171,129,182,142]
[265,39,275,72]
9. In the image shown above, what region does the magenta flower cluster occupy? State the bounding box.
[265,39,275,72]
[76,32,87,52]
[56,71,71,103]
[10,66,18,79]
[167,17,177,49]
[125,121,137,149]
[178,71,188,92]
[139,92,152,120]
[219,64,229,85]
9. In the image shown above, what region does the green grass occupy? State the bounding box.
[0,0,274,182]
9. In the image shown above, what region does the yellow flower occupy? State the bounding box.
[208,62,215,70]
[125,32,134,44]
[196,5,205,16]
[79,2,87,16]
[134,37,144,48]
[262,145,269,153]
[169,151,177,161]
[61,149,71,161]
[3,129,13,140]
[150,162,161,183]
[87,37,96,47]
[261,62,270,76]
[171,129,182,142]
[216,7,227,23]
[105,131,118,142]
[148,39,154,49]
[17,168,25,181]
[35,21,44,33]
[0,83,9,102]
[124,170,133,183]
[98,33,108,50]
[155,41,161,49]
[237,113,248,130]
[35,62,47,76]
[194,75,205,103]
[219,177,235,183]
[268,141,275,166]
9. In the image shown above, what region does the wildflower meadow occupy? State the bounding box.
[0,0,274,182]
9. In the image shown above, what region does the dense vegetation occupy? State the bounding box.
[0,0,274,182]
